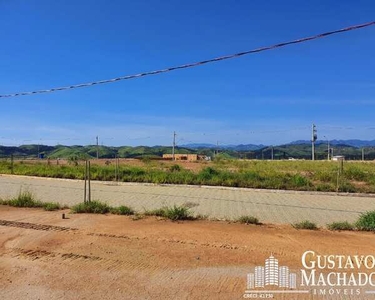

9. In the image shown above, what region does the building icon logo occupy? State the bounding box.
[246,255,297,290]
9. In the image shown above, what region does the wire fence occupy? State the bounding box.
[1,152,375,198]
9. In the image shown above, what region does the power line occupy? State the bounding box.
[1,21,374,99]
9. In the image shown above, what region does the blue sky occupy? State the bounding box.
[1,0,375,146]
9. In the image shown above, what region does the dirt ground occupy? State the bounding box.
[1,206,375,300]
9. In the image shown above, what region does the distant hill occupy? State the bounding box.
[1,140,374,160]
[255,143,375,160]
[178,143,216,149]
[328,139,375,148]
[228,144,265,151]
[287,139,375,148]
[0,145,197,159]
[182,143,264,151]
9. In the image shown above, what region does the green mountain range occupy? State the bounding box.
[0,143,374,160]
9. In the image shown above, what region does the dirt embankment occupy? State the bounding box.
[1,206,375,299]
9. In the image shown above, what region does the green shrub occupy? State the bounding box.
[291,175,311,188]
[237,216,260,225]
[43,202,61,211]
[141,156,151,164]
[314,171,335,183]
[144,205,193,221]
[0,191,62,211]
[169,164,182,172]
[316,183,334,192]
[163,205,193,221]
[338,181,356,193]
[144,208,166,217]
[111,205,134,215]
[241,171,262,182]
[292,220,318,230]
[344,167,367,181]
[71,201,111,214]
[355,211,375,231]
[327,221,354,231]
[198,167,219,181]
[7,191,43,208]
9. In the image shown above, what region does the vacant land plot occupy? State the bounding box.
[1,175,375,225]
[1,159,375,193]
[1,206,374,299]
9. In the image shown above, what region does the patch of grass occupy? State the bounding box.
[237,216,260,225]
[338,181,357,193]
[344,167,368,181]
[3,160,375,193]
[43,202,61,211]
[144,205,194,221]
[0,200,9,206]
[164,205,193,221]
[131,213,144,221]
[292,220,318,230]
[169,164,182,172]
[355,211,375,231]
[144,208,166,217]
[0,191,61,211]
[316,183,334,192]
[71,201,111,214]
[110,205,134,215]
[327,221,354,231]
[290,174,312,188]
[5,191,43,207]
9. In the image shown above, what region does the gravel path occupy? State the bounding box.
[1,175,374,225]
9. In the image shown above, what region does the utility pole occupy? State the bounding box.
[324,136,330,161]
[37,138,42,159]
[84,160,91,203]
[311,124,317,161]
[172,131,176,161]
[213,141,221,160]
[96,136,99,159]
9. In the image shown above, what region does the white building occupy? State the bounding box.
[247,273,255,289]
[265,255,279,286]
[255,266,265,287]
[279,266,290,288]
[289,273,297,289]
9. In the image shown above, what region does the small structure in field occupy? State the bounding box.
[162,154,209,161]
[332,155,345,161]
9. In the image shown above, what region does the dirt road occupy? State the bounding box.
[1,206,375,299]
[1,175,375,225]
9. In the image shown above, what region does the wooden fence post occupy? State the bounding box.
[10,154,14,175]
[88,161,91,203]
[84,160,87,203]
